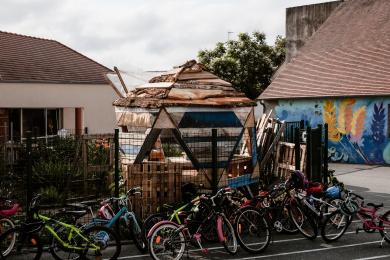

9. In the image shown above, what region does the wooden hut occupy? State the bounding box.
[108,60,257,213]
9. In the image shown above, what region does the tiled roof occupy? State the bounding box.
[259,0,390,100]
[0,31,112,84]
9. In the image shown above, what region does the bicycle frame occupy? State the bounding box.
[167,203,191,225]
[87,206,142,234]
[356,206,390,231]
[36,214,100,252]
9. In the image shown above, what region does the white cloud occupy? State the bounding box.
[0,0,329,71]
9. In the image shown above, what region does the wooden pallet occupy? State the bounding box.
[274,142,306,180]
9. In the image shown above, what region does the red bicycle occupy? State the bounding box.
[321,191,390,246]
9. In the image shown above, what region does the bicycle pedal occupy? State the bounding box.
[202,248,209,254]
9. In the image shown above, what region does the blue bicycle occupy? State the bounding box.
[52,187,147,259]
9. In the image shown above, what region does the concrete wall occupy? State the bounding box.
[273,97,390,165]
[0,83,118,134]
[286,1,341,62]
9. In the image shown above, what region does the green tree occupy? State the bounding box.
[198,32,286,99]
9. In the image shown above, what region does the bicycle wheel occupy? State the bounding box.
[50,224,82,260]
[219,215,238,255]
[81,225,121,260]
[321,210,351,242]
[288,201,317,240]
[280,206,298,234]
[235,207,270,254]
[379,210,390,243]
[129,215,147,253]
[0,228,42,260]
[143,213,166,241]
[0,218,16,257]
[149,223,185,260]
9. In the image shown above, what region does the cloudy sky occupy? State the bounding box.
[1,0,328,71]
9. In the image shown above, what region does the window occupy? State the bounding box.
[23,109,45,137]
[8,108,62,140]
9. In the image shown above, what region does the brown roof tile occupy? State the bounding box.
[0,31,112,84]
[259,0,390,100]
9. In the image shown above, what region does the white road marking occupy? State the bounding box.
[353,254,390,260]
[320,243,334,248]
[229,240,381,260]
[116,230,361,259]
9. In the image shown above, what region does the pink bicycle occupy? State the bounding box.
[147,188,238,260]
[0,198,20,257]
[321,191,390,247]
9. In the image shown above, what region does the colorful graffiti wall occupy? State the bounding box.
[275,98,390,164]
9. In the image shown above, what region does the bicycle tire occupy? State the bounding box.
[0,228,42,260]
[0,218,16,257]
[288,200,318,240]
[129,215,147,253]
[142,213,166,241]
[234,207,270,254]
[219,215,238,255]
[148,222,185,260]
[77,225,121,260]
[379,210,390,243]
[321,210,351,242]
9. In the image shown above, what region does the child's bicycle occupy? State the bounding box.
[321,191,390,246]
[147,188,238,260]
[0,198,20,257]
[0,194,120,260]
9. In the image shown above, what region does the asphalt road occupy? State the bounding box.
[5,165,390,260]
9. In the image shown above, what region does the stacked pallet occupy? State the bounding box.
[124,161,200,217]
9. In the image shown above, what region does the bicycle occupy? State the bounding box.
[0,194,121,260]
[147,188,238,260]
[321,191,390,246]
[286,170,345,240]
[0,198,20,257]
[53,187,146,258]
[244,181,297,234]
[142,189,219,243]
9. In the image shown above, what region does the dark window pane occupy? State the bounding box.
[47,109,60,135]
[23,109,45,137]
[9,109,21,140]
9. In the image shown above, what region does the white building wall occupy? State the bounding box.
[0,83,118,133]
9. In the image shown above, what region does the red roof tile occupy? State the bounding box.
[260,0,390,100]
[0,31,112,84]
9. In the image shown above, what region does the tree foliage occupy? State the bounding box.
[198,32,286,99]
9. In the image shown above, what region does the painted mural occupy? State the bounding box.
[275,98,390,165]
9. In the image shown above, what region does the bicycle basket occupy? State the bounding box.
[340,199,359,216]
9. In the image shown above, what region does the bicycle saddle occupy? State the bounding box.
[0,203,19,217]
[367,202,383,209]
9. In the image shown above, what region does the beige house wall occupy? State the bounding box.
[0,83,118,133]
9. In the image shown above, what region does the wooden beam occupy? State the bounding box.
[171,128,200,170]
[114,66,129,94]
[134,128,162,164]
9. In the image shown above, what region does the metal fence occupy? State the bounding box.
[0,132,115,219]
[0,123,329,218]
